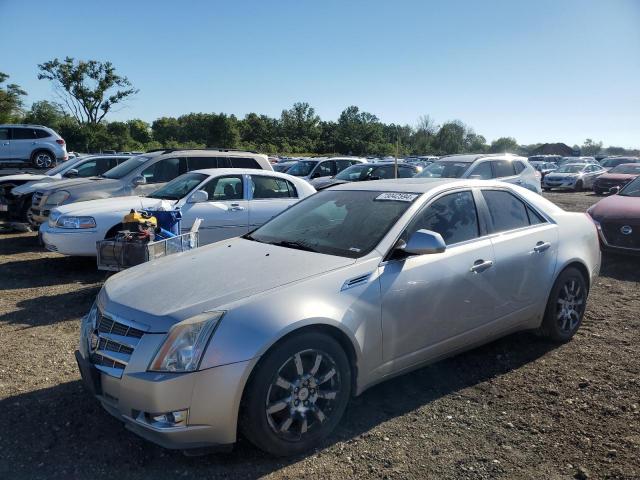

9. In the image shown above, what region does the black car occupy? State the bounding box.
[312,162,421,190]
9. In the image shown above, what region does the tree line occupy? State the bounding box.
[1,59,637,158]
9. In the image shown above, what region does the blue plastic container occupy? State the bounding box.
[146,210,182,235]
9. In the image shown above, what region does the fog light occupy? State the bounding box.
[142,408,189,428]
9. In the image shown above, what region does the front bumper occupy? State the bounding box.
[39,222,102,256]
[76,332,253,450]
[543,177,577,189]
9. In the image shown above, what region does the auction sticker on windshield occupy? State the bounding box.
[375,192,419,202]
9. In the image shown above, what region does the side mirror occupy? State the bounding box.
[609,186,620,195]
[395,229,446,256]
[131,175,146,186]
[188,190,209,203]
[63,169,79,178]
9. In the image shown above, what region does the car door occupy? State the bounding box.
[180,174,249,244]
[0,127,12,160]
[10,127,36,160]
[248,174,300,229]
[479,189,558,323]
[379,190,501,371]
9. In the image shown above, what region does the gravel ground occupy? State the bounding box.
[0,191,639,480]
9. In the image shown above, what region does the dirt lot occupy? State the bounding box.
[0,191,639,480]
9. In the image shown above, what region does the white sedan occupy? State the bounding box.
[40,169,315,256]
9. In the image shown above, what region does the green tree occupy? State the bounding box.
[489,136,519,153]
[434,121,467,154]
[279,102,320,152]
[22,100,67,128]
[0,72,27,122]
[37,57,138,125]
[152,117,181,144]
[127,119,152,144]
[581,138,603,156]
[464,132,487,153]
[336,106,385,155]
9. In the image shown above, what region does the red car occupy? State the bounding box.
[587,176,640,254]
[592,163,640,195]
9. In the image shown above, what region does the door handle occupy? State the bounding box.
[534,241,551,253]
[228,203,245,211]
[470,259,493,273]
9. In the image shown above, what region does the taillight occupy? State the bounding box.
[56,139,65,145]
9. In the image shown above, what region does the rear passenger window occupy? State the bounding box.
[203,175,244,200]
[141,157,183,183]
[251,176,298,199]
[403,191,479,245]
[188,157,219,170]
[230,157,260,169]
[12,128,36,140]
[34,129,51,139]
[526,206,546,225]
[514,161,526,174]
[482,190,534,232]
[398,167,416,178]
[491,160,516,178]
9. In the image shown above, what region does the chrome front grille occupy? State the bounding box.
[89,311,149,378]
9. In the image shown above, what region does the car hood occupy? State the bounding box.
[314,178,348,190]
[589,194,640,221]
[596,173,639,182]
[39,176,120,194]
[100,238,356,332]
[54,196,169,216]
[12,176,62,195]
[1,173,48,184]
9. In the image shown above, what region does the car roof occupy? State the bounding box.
[329,177,509,193]
[353,162,417,168]
[189,168,299,179]
[436,154,526,163]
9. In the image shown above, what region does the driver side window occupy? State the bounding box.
[141,157,183,184]
[468,162,493,179]
[402,191,480,246]
[202,176,244,201]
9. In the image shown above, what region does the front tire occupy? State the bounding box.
[540,267,588,342]
[574,180,583,192]
[31,150,54,169]
[241,331,351,456]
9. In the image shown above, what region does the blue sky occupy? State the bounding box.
[1,0,639,147]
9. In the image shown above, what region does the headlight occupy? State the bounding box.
[48,210,62,227]
[56,215,96,229]
[44,190,70,207]
[148,311,224,373]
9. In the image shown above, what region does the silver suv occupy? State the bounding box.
[415,154,542,193]
[0,124,68,168]
[30,149,272,225]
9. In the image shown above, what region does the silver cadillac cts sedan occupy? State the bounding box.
[76,178,600,456]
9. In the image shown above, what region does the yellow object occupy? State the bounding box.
[123,209,157,227]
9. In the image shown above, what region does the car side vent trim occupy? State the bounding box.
[341,273,372,291]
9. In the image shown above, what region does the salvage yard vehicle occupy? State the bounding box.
[542,163,606,191]
[30,149,273,226]
[599,156,640,172]
[592,164,640,195]
[40,169,314,256]
[0,124,68,168]
[1,155,130,223]
[587,175,640,254]
[415,154,542,193]
[287,157,366,183]
[312,162,421,190]
[76,178,600,456]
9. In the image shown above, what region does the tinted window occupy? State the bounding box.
[526,205,546,225]
[335,160,353,173]
[188,156,219,170]
[203,175,244,200]
[34,129,51,139]
[0,128,9,140]
[416,161,472,178]
[286,160,317,177]
[514,161,526,174]
[251,175,297,199]
[482,190,531,232]
[372,166,396,179]
[313,161,335,178]
[468,161,493,179]
[230,157,260,169]
[101,155,151,179]
[491,160,516,178]
[403,191,479,245]
[398,166,416,178]
[75,160,99,177]
[12,128,36,140]
[141,157,183,183]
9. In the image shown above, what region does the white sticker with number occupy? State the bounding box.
[375,192,419,202]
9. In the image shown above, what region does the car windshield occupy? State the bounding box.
[609,165,640,174]
[620,176,640,197]
[147,173,207,200]
[101,155,150,179]
[286,160,318,177]
[556,165,584,173]
[46,157,84,175]
[335,164,376,181]
[245,190,418,258]
[415,161,471,178]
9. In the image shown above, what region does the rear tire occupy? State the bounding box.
[240,331,351,456]
[539,267,588,343]
[31,150,54,169]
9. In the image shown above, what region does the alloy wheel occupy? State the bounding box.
[556,279,585,333]
[34,153,53,168]
[265,348,341,441]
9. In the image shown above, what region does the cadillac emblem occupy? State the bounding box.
[620,225,633,235]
